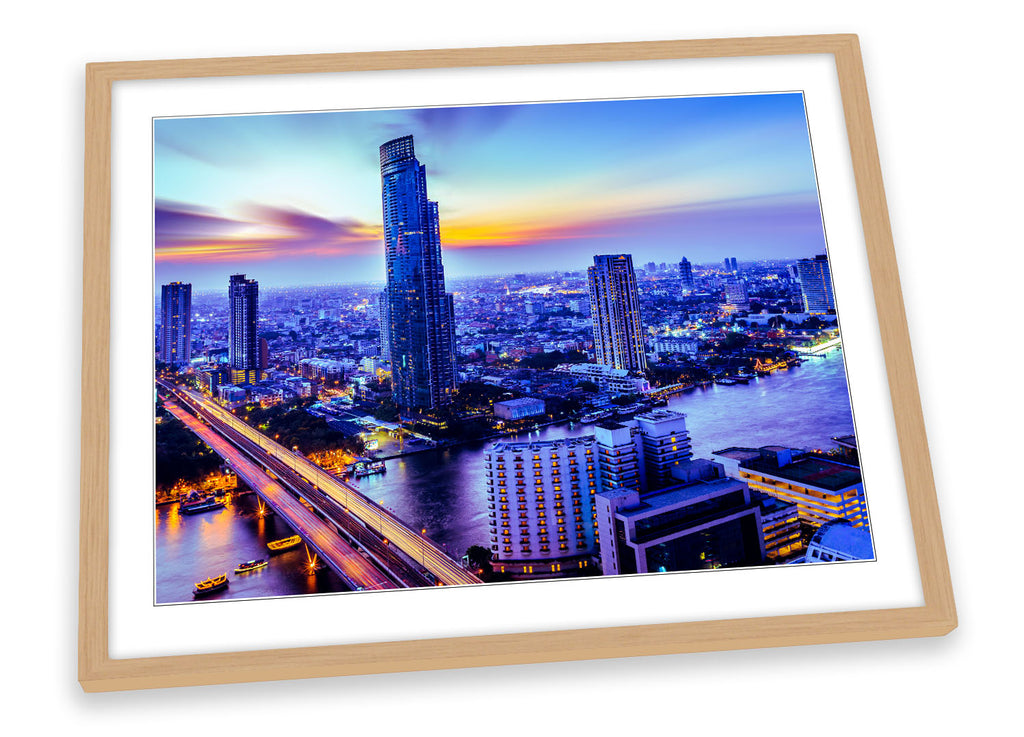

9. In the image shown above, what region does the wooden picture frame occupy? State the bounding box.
[80,33,955,692]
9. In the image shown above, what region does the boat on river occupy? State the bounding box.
[192,573,229,597]
[267,535,302,554]
[234,559,267,574]
[180,490,226,514]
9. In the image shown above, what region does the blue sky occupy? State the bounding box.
[155,92,826,289]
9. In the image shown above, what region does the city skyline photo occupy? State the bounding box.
[153,91,871,606]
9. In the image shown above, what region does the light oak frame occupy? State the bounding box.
[80,34,956,692]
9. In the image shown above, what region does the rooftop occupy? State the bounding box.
[811,520,874,559]
[741,455,862,492]
[609,477,746,518]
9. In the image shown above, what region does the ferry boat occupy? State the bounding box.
[234,559,268,574]
[192,573,229,597]
[349,458,386,478]
[179,491,226,515]
[715,377,738,386]
[267,535,302,554]
[579,409,613,424]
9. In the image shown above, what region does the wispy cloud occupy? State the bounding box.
[155,200,381,263]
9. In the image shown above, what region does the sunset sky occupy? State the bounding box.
[154,92,827,290]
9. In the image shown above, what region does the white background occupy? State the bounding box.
[1,0,1017,733]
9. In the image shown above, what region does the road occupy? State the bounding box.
[162,396,398,591]
[159,380,482,587]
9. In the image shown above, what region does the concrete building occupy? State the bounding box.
[678,257,695,294]
[485,437,601,578]
[634,409,693,490]
[553,362,650,395]
[228,274,261,384]
[713,446,869,531]
[588,254,647,372]
[794,254,836,314]
[804,519,874,562]
[493,397,546,421]
[595,458,765,575]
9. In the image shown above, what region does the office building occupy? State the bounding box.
[379,135,457,417]
[595,458,765,575]
[678,257,695,294]
[485,437,601,577]
[587,254,648,372]
[713,446,869,531]
[159,281,192,369]
[754,492,802,560]
[794,254,836,314]
[228,274,261,384]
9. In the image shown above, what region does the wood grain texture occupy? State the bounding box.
[79,34,956,692]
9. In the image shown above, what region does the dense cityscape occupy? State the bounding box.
[155,121,872,603]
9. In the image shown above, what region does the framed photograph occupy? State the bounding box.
[80,34,955,692]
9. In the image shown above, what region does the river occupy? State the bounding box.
[155,348,856,602]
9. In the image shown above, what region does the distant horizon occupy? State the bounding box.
[156,92,827,291]
[157,254,817,297]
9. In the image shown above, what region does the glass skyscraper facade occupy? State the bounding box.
[588,254,648,372]
[159,281,192,369]
[379,135,456,417]
[228,273,261,384]
[795,254,836,314]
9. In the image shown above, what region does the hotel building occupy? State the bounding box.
[553,362,650,395]
[634,409,693,490]
[713,446,869,531]
[159,281,192,369]
[379,135,457,417]
[485,437,601,578]
[587,254,648,372]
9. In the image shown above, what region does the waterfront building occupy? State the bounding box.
[485,437,601,577]
[493,397,546,421]
[634,409,693,490]
[228,274,261,384]
[553,362,650,395]
[379,135,457,418]
[594,421,646,495]
[159,281,192,369]
[587,254,648,372]
[678,257,695,294]
[712,446,869,531]
[794,254,836,314]
[595,458,765,576]
[652,337,700,356]
[803,519,874,562]
[724,276,749,309]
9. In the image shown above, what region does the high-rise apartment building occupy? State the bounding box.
[635,410,693,490]
[794,254,836,314]
[228,274,261,384]
[678,257,695,294]
[588,254,647,372]
[159,281,192,369]
[379,135,457,417]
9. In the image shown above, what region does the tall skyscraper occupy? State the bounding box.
[678,257,695,294]
[379,135,457,417]
[794,254,836,314]
[228,273,261,384]
[159,281,192,369]
[588,254,648,372]
[731,257,738,273]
